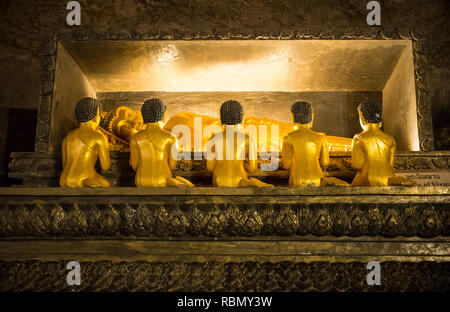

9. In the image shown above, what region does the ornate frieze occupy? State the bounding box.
[0,188,447,238]
[0,260,448,292]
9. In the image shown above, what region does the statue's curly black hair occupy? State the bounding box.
[220,100,244,125]
[75,97,98,123]
[141,98,167,123]
[358,100,382,123]
[291,101,313,124]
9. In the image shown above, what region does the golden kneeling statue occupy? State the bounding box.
[129,98,194,187]
[60,97,111,188]
[351,100,416,187]
[206,100,274,188]
[281,102,349,187]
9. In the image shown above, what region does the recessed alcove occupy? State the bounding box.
[50,40,418,154]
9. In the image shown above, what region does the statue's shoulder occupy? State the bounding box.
[353,131,366,141]
[130,130,145,142]
[313,131,326,138]
[378,129,395,147]
[90,128,107,141]
[162,128,177,140]
[284,130,305,143]
[285,130,299,138]
[309,131,325,145]
[284,130,295,137]
[154,128,177,146]
[379,129,394,140]
[65,128,78,139]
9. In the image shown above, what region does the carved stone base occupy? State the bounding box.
[0,260,448,292]
[8,152,59,186]
[0,187,448,292]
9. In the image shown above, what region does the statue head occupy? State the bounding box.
[358,100,382,129]
[291,101,314,127]
[220,100,244,125]
[75,97,100,125]
[142,98,167,123]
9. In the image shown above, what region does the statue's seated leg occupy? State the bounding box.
[238,178,274,188]
[321,177,350,187]
[166,176,195,187]
[82,175,111,188]
[388,176,417,187]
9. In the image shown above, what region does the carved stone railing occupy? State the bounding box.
[0,187,448,292]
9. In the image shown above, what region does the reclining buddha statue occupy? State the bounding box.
[163,111,352,153]
[99,106,352,154]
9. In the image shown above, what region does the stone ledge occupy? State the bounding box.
[1,186,448,196]
[0,239,448,263]
[8,151,450,186]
